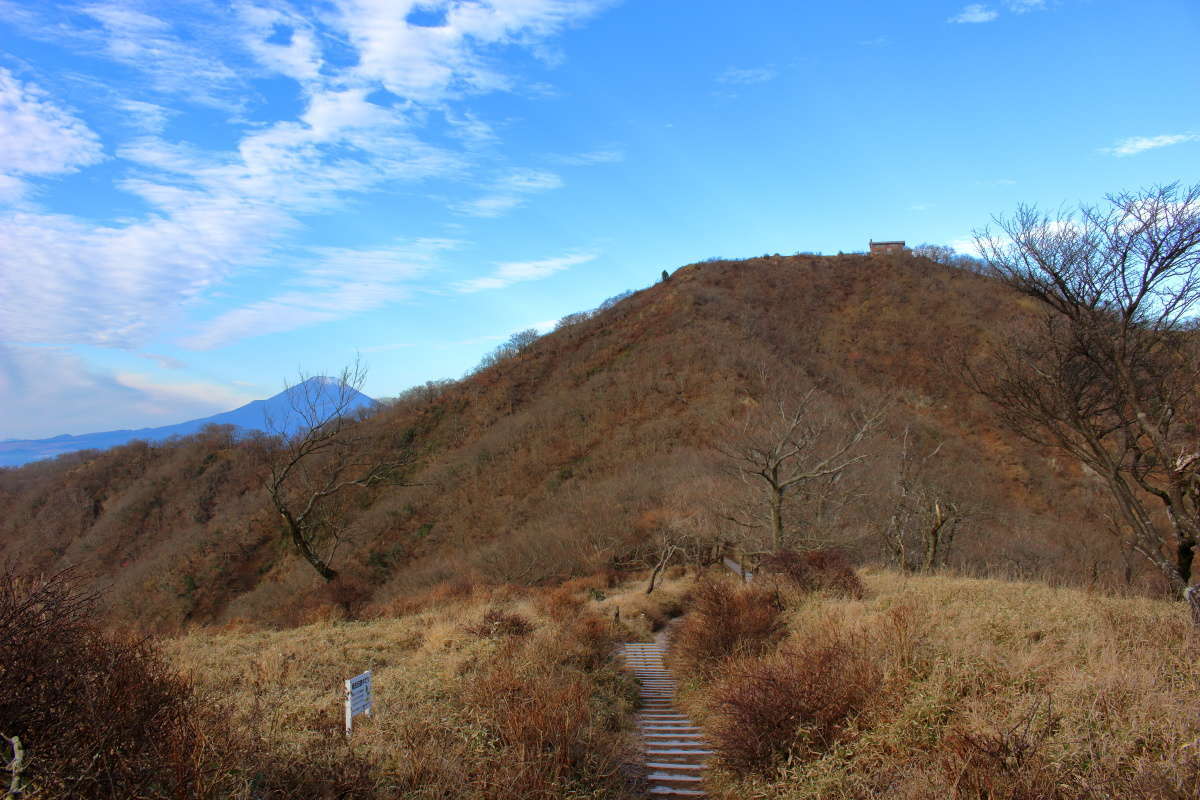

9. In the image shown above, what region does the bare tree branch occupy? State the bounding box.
[971,183,1200,596]
[263,357,414,582]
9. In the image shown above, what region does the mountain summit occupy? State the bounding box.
[0,378,376,468]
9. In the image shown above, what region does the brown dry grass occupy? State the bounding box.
[675,569,1200,799]
[165,582,640,799]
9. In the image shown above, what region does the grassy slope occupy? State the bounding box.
[0,254,1124,631]
[167,581,641,799]
[670,570,1199,799]
[164,568,1199,799]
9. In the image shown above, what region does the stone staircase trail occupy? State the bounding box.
[620,639,710,798]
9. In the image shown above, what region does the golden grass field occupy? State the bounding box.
[159,568,1198,799]
[669,569,1200,799]
[165,581,644,799]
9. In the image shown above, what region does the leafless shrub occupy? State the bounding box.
[708,620,880,774]
[672,580,785,675]
[0,567,212,797]
[757,548,865,598]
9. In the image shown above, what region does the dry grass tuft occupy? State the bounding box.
[465,607,535,638]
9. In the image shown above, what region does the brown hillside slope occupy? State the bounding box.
[0,254,1123,630]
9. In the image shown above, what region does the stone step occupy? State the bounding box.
[648,772,703,783]
[645,761,705,771]
[647,786,705,796]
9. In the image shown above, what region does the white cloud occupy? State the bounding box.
[456,252,595,292]
[716,67,777,85]
[0,69,103,200]
[1103,133,1199,157]
[332,0,608,103]
[116,99,173,134]
[452,167,563,217]
[140,352,187,370]
[184,238,458,349]
[236,2,324,83]
[0,344,256,439]
[0,0,608,361]
[948,4,999,23]
[80,3,247,107]
[113,371,259,416]
[549,148,624,166]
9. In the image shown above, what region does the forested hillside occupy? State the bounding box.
[0,253,1128,631]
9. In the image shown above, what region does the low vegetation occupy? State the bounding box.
[1,567,640,799]
[669,568,1200,799]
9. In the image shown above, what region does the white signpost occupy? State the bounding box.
[344,670,373,736]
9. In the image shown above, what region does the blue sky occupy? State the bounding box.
[1,0,1197,439]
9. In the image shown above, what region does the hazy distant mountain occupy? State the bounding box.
[0,377,376,468]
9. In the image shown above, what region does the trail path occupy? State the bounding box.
[620,628,710,797]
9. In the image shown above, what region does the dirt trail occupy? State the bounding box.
[620,627,710,797]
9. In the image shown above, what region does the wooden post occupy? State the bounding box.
[1186,586,1200,628]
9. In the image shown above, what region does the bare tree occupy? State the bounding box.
[971,182,1200,596]
[912,243,956,264]
[718,388,883,555]
[881,429,972,572]
[264,360,411,581]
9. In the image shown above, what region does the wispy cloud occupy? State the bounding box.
[80,2,247,108]
[549,148,625,166]
[140,352,186,370]
[456,252,596,292]
[949,4,999,23]
[0,68,104,202]
[0,0,608,358]
[451,168,564,217]
[0,344,254,438]
[184,238,459,350]
[333,0,609,103]
[716,67,777,85]
[949,1,1047,23]
[1103,133,1199,157]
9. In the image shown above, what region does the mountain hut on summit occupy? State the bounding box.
[869,239,907,255]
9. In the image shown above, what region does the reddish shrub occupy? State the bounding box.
[708,620,880,774]
[0,568,211,797]
[673,580,785,676]
[758,548,865,599]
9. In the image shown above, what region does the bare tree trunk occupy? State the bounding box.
[769,489,784,552]
[281,510,338,581]
[646,545,677,595]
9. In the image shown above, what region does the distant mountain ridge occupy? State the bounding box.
[0,378,376,468]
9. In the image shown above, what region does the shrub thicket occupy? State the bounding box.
[708,620,879,773]
[0,568,213,798]
[672,580,785,676]
[757,548,865,598]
